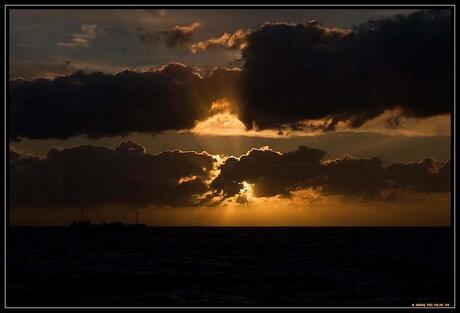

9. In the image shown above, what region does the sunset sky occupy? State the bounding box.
[8,7,452,226]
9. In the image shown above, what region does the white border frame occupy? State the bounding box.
[3,3,456,310]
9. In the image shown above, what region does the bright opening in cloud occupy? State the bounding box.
[190,101,451,138]
[190,100,315,138]
[241,181,254,199]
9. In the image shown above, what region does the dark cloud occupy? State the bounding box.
[319,156,387,198]
[9,142,217,209]
[116,140,146,155]
[137,29,162,47]
[238,9,452,131]
[211,146,451,200]
[137,22,200,48]
[211,146,327,198]
[8,10,452,140]
[9,143,450,209]
[386,158,451,193]
[9,63,242,140]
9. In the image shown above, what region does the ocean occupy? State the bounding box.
[6,227,454,307]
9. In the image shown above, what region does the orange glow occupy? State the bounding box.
[10,190,450,226]
[191,102,451,138]
[209,99,232,113]
[178,175,199,184]
[191,100,318,138]
[239,181,254,202]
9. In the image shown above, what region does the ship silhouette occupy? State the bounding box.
[69,204,145,230]
[69,220,146,229]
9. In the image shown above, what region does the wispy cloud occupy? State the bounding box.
[190,28,249,53]
[56,24,99,48]
[138,22,201,48]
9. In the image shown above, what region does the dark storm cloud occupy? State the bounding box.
[238,9,452,131]
[211,146,451,200]
[9,63,242,140]
[137,22,200,48]
[9,142,217,208]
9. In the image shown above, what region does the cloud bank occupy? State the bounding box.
[9,143,451,210]
[239,9,452,131]
[212,146,450,201]
[9,142,217,208]
[9,10,452,140]
[9,63,241,140]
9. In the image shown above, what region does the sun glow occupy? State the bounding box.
[190,100,293,138]
[241,181,254,199]
[190,101,451,138]
[231,181,255,205]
